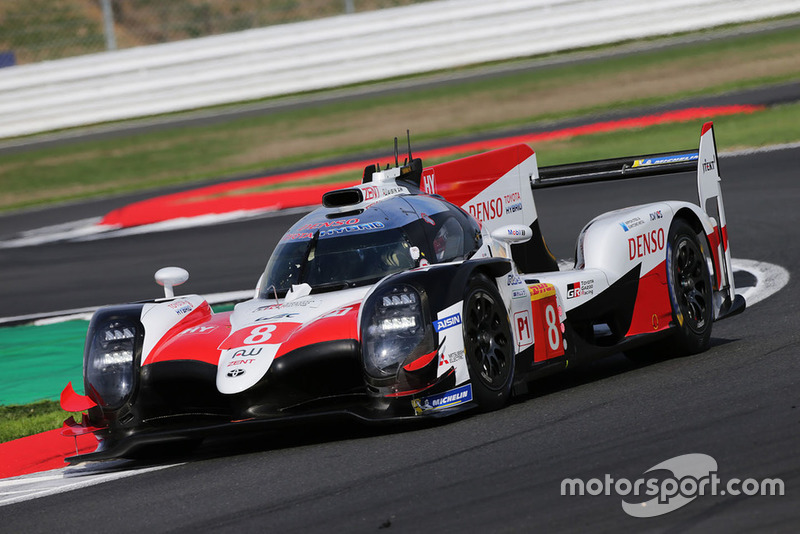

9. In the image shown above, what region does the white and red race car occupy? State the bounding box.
[62,122,744,461]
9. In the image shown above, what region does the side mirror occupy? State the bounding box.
[490,225,533,244]
[155,266,189,298]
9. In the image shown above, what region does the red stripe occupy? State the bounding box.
[0,429,97,479]
[99,105,764,229]
[706,229,723,291]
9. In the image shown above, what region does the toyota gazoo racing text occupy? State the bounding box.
[61,123,744,461]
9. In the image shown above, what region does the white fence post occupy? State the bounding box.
[101,0,118,51]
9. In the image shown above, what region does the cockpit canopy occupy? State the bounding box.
[257,194,481,297]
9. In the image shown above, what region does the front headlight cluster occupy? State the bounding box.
[86,319,138,409]
[363,284,431,379]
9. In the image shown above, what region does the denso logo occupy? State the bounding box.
[467,197,503,222]
[629,228,666,260]
[433,313,462,332]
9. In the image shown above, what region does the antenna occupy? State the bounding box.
[406,129,413,161]
[394,137,399,167]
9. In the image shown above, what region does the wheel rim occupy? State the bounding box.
[465,289,511,389]
[673,237,709,333]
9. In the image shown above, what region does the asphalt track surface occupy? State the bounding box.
[1,80,799,318]
[1,138,798,530]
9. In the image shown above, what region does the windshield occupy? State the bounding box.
[259,227,416,297]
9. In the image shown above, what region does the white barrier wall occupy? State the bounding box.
[0,0,798,139]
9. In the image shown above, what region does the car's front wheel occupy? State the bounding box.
[463,274,514,411]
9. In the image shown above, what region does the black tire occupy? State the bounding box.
[463,274,514,411]
[664,219,714,355]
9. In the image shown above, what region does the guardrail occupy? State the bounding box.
[0,0,798,139]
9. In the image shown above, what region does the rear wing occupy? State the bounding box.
[532,121,743,319]
[532,150,698,188]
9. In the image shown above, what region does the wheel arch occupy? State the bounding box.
[671,204,718,288]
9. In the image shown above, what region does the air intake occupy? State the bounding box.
[322,188,363,208]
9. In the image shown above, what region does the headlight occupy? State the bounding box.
[362,284,432,379]
[85,319,138,409]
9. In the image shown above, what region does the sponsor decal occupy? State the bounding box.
[566,280,594,299]
[512,288,529,300]
[412,384,473,414]
[505,202,523,215]
[506,274,524,287]
[650,210,663,221]
[168,299,193,315]
[281,232,314,241]
[447,350,465,363]
[297,218,360,232]
[181,325,217,334]
[702,158,716,173]
[628,228,666,260]
[255,312,299,322]
[363,186,379,201]
[422,169,435,194]
[364,185,407,200]
[433,313,462,332]
[506,227,527,237]
[528,283,556,301]
[319,221,385,237]
[232,347,262,358]
[227,358,255,367]
[437,349,465,368]
[514,310,533,348]
[322,306,354,318]
[467,197,504,222]
[227,368,246,378]
[631,152,698,167]
[257,300,319,311]
[619,216,645,232]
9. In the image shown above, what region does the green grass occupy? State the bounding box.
[532,102,800,166]
[2,21,800,211]
[0,400,82,443]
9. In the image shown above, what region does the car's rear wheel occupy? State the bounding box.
[463,274,514,411]
[666,219,714,355]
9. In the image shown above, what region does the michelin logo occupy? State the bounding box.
[434,313,462,332]
[412,384,473,415]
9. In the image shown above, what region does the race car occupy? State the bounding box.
[61,122,745,461]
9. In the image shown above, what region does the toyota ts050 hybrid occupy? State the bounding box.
[61,122,744,461]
